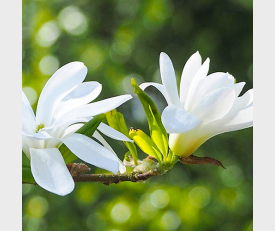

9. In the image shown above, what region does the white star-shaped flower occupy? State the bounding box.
[22,62,132,195]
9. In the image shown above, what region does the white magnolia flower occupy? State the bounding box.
[140,52,253,157]
[22,62,133,195]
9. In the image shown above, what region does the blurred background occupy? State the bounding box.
[22,0,253,230]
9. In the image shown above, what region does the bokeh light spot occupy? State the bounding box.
[26,217,47,231]
[139,200,158,220]
[221,165,244,188]
[150,189,170,209]
[39,55,59,76]
[36,21,60,47]
[86,212,106,230]
[161,210,181,231]
[23,86,37,106]
[27,196,49,218]
[189,186,211,208]
[58,6,88,35]
[111,202,131,224]
[80,45,104,71]
[77,184,98,204]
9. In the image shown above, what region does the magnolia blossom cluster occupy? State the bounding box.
[22,52,253,196]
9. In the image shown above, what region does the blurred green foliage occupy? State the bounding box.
[22,0,253,230]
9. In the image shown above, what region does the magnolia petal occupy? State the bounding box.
[185,58,210,110]
[206,105,253,137]
[227,89,253,116]
[246,101,253,109]
[63,123,84,137]
[231,82,245,97]
[139,82,171,105]
[161,105,202,133]
[93,131,126,173]
[53,82,102,121]
[45,138,62,149]
[159,52,181,106]
[22,134,45,150]
[97,123,133,142]
[57,95,132,123]
[180,51,202,105]
[22,92,36,133]
[30,148,74,196]
[168,127,208,157]
[191,73,234,109]
[36,62,87,126]
[22,135,30,158]
[22,130,52,140]
[61,133,120,174]
[43,118,89,140]
[22,91,35,120]
[22,103,36,133]
[192,87,235,125]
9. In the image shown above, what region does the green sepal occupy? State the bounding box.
[131,78,168,156]
[60,114,105,164]
[129,128,162,164]
[106,110,138,165]
[22,152,35,184]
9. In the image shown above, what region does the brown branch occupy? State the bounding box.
[22,162,162,185]
[72,168,160,185]
[23,155,225,186]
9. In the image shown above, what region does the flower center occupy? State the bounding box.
[35,123,45,133]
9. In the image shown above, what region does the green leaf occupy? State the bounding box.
[106,109,138,165]
[131,78,168,156]
[149,106,168,156]
[60,114,105,164]
[76,114,106,137]
[106,110,129,136]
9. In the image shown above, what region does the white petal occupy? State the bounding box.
[140,82,171,105]
[36,62,87,126]
[52,82,102,121]
[185,58,210,110]
[22,135,30,158]
[161,105,202,133]
[63,123,84,137]
[30,148,74,196]
[159,52,181,106]
[206,105,253,137]
[191,72,234,108]
[168,127,208,157]
[245,101,253,109]
[22,91,36,133]
[93,131,126,173]
[43,118,89,139]
[97,123,133,142]
[227,89,253,115]
[22,91,35,119]
[62,133,120,174]
[180,51,202,105]
[22,134,45,150]
[45,138,62,149]
[56,95,132,124]
[22,130,52,140]
[232,82,246,97]
[192,87,235,124]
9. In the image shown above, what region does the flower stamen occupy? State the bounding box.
[35,123,45,133]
